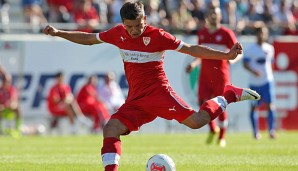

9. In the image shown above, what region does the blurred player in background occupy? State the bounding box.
[76,75,110,133]
[73,0,100,33]
[97,72,125,113]
[0,74,21,135]
[43,1,260,170]
[186,4,240,147]
[47,71,87,134]
[243,25,276,140]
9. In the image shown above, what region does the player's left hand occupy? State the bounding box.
[43,25,59,36]
[227,42,243,60]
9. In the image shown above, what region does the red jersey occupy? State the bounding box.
[73,7,99,33]
[47,83,72,109]
[76,84,97,104]
[97,25,183,101]
[197,26,237,83]
[47,0,73,12]
[0,85,18,106]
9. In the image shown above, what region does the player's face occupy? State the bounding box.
[206,8,221,26]
[257,28,269,43]
[56,75,64,84]
[123,16,146,38]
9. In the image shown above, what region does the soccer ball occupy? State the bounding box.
[146,154,176,171]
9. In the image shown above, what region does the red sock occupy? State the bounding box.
[105,165,118,171]
[218,112,227,139]
[209,120,217,133]
[101,137,121,171]
[223,90,236,104]
[219,127,226,139]
[200,97,225,120]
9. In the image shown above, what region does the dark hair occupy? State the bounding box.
[255,25,268,34]
[120,1,144,21]
[55,71,63,78]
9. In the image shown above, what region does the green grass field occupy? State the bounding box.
[0,132,298,171]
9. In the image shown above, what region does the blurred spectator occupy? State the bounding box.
[97,72,125,114]
[47,72,87,134]
[0,75,21,135]
[170,0,196,34]
[22,0,47,26]
[237,0,264,34]
[92,0,108,24]
[261,2,274,24]
[273,0,297,35]
[223,0,237,28]
[77,75,110,133]
[235,0,248,19]
[158,0,173,29]
[107,0,125,23]
[0,0,9,27]
[144,0,163,27]
[292,0,298,21]
[47,0,73,23]
[73,0,100,32]
[190,0,206,30]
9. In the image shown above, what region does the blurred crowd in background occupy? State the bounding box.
[0,0,297,35]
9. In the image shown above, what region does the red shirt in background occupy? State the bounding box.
[0,85,18,107]
[47,83,72,115]
[73,6,99,32]
[47,0,73,12]
[77,84,97,105]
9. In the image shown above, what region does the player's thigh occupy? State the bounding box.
[110,102,157,134]
[143,89,194,123]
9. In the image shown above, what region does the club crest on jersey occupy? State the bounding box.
[216,35,222,42]
[143,37,151,46]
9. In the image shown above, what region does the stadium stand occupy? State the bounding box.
[0,0,296,35]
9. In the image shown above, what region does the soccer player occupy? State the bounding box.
[76,75,110,133]
[43,1,260,170]
[186,5,240,147]
[243,25,276,140]
[47,71,87,133]
[0,75,21,135]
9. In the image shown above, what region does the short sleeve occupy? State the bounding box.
[158,30,183,51]
[97,25,121,44]
[226,29,238,49]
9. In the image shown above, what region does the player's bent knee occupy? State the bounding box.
[182,111,210,129]
[103,119,128,138]
[187,122,206,129]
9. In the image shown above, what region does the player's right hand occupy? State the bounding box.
[253,70,262,77]
[185,64,193,73]
[227,42,243,60]
[43,25,58,36]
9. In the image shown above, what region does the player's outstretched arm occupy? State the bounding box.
[179,42,243,60]
[43,25,101,45]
